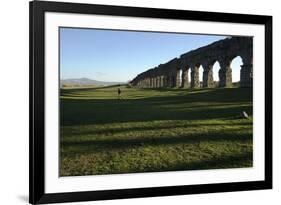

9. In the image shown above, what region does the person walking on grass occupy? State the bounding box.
[118,87,122,99]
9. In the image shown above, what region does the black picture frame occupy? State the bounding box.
[29,0,272,204]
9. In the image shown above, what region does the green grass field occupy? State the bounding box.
[60,85,253,176]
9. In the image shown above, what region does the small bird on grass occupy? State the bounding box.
[242,111,249,119]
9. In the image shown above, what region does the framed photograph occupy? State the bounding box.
[29,0,272,204]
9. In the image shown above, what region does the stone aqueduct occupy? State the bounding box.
[130,37,253,88]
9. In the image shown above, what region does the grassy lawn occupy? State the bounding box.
[60,85,253,176]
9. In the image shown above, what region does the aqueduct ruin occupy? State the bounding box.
[130,37,253,88]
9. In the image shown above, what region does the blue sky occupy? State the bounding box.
[60,28,242,82]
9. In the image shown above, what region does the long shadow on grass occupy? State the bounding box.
[60,88,253,126]
[61,84,123,94]
[62,122,252,137]
[61,103,253,126]
[61,128,252,156]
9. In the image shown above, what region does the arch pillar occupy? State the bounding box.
[160,76,164,87]
[158,76,161,87]
[167,75,171,87]
[175,70,181,87]
[166,76,170,87]
[219,59,232,87]
[191,65,200,88]
[170,75,174,87]
[181,67,189,88]
[240,57,253,87]
[157,76,160,88]
[171,75,176,87]
[202,64,214,88]
[162,76,166,87]
[167,75,172,87]
[163,75,168,87]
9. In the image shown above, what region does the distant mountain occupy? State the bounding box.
[61,78,124,86]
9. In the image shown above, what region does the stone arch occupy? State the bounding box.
[149,77,153,87]
[159,75,164,87]
[198,65,204,87]
[179,69,183,86]
[230,56,243,85]
[188,68,191,87]
[212,61,220,87]
[181,66,190,88]
[155,76,159,88]
[131,37,253,89]
[175,68,181,87]
[162,74,167,87]
[157,76,161,87]
[171,74,177,87]
[166,74,173,88]
[154,76,158,88]
[151,76,155,88]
